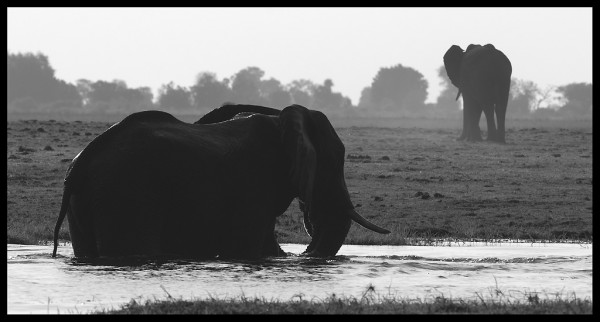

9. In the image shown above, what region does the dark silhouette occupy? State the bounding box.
[361,64,429,115]
[267,89,292,108]
[311,79,353,113]
[444,44,512,143]
[157,82,192,110]
[287,79,315,107]
[433,65,461,117]
[82,80,153,113]
[7,52,81,111]
[230,67,267,106]
[52,104,390,259]
[260,78,292,108]
[8,50,591,121]
[190,72,232,111]
[556,82,592,117]
[507,79,538,118]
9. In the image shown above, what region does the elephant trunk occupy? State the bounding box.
[302,208,390,257]
[303,215,352,257]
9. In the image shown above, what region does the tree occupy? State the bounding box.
[87,80,122,103]
[266,89,292,108]
[508,79,563,119]
[287,79,315,107]
[508,78,537,118]
[311,79,352,113]
[556,82,592,117]
[259,78,282,98]
[230,67,266,105]
[260,77,290,108]
[311,79,334,110]
[358,86,373,109]
[7,51,56,103]
[50,79,83,110]
[131,86,154,111]
[190,72,233,111]
[7,51,81,111]
[76,79,93,106]
[158,82,192,110]
[432,65,460,117]
[369,64,429,115]
[532,85,558,111]
[84,80,153,113]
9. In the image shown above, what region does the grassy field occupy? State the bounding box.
[7,116,592,246]
[6,115,592,314]
[7,116,593,246]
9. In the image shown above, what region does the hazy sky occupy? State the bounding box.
[7,7,592,105]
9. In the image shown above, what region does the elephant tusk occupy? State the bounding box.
[303,209,313,237]
[347,209,390,234]
[298,199,313,237]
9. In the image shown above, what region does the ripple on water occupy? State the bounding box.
[7,243,593,314]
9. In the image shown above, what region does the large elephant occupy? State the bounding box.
[52,104,390,260]
[443,44,512,143]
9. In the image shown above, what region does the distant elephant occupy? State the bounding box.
[443,44,512,143]
[52,104,390,259]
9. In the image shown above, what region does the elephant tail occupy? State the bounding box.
[455,90,462,101]
[52,185,71,257]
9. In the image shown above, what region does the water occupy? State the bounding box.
[7,242,592,314]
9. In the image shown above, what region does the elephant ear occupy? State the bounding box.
[443,45,464,89]
[279,105,317,214]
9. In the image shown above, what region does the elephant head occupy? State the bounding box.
[199,104,390,257]
[444,44,507,101]
[278,105,390,256]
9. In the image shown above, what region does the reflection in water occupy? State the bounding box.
[7,242,592,314]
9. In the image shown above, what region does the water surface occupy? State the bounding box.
[7,242,592,314]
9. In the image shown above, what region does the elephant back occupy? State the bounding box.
[63,111,182,190]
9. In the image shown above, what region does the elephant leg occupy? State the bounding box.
[261,217,286,257]
[483,106,497,141]
[466,102,483,141]
[491,80,510,143]
[67,197,99,258]
[216,213,281,259]
[495,102,508,144]
[471,108,483,141]
[457,104,468,141]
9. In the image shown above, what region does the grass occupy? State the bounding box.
[95,285,592,314]
[7,118,593,246]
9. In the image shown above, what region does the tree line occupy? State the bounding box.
[7,51,592,120]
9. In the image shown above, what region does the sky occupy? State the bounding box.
[7,7,593,105]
